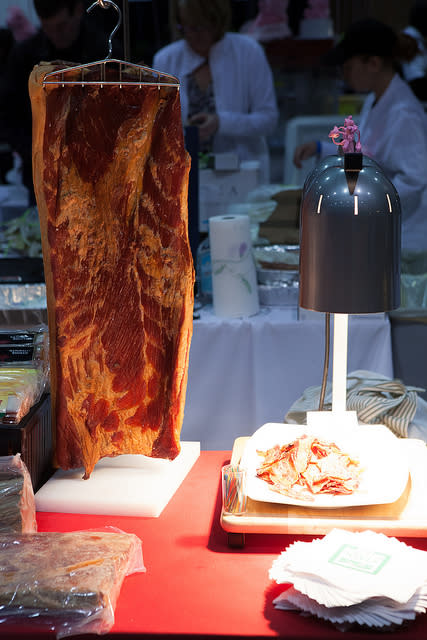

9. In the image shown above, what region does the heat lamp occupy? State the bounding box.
[299,117,401,429]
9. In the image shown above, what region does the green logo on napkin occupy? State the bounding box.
[329,544,391,574]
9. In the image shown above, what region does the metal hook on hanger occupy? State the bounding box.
[87,0,122,60]
[42,0,179,90]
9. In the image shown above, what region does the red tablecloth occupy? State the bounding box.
[3,450,427,639]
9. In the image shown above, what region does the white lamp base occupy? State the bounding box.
[307,409,359,430]
[304,313,359,432]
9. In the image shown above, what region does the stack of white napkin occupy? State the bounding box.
[270,529,427,629]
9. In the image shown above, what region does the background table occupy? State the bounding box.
[181,307,394,449]
[5,450,427,639]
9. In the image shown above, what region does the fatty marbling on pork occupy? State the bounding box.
[29,62,194,478]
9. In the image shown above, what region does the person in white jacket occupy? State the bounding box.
[152,0,279,184]
[402,1,427,100]
[293,18,427,253]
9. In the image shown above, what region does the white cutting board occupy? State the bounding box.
[35,441,200,518]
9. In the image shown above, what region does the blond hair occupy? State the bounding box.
[169,0,231,42]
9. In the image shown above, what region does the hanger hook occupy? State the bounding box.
[87,0,122,60]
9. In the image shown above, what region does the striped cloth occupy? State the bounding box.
[285,370,425,438]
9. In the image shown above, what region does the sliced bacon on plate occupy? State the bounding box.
[256,435,360,500]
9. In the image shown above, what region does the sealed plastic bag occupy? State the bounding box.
[0,323,49,424]
[0,453,36,533]
[0,364,48,424]
[0,528,145,638]
[0,324,48,367]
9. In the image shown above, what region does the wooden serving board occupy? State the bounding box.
[221,436,427,544]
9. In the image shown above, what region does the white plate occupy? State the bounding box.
[240,422,409,508]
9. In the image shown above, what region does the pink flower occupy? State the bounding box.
[328,116,362,154]
[328,126,341,141]
[304,0,330,19]
[239,242,248,258]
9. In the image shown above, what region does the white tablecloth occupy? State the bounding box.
[181,306,394,449]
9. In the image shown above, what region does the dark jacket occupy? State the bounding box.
[0,17,123,200]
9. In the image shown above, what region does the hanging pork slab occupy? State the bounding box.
[29,61,194,478]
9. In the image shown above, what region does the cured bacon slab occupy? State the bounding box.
[29,62,194,478]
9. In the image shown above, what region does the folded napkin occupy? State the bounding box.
[285,369,426,439]
[270,529,427,629]
[346,379,419,437]
[274,586,427,629]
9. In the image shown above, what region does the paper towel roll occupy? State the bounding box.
[209,214,259,318]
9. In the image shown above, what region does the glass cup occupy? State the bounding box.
[221,464,247,515]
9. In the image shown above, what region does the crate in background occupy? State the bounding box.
[0,257,44,284]
[0,394,52,492]
[259,188,301,244]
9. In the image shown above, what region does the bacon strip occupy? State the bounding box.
[256,435,360,500]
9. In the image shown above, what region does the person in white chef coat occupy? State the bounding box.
[402,1,427,101]
[152,0,279,184]
[293,18,427,254]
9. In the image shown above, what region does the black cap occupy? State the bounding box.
[323,18,398,66]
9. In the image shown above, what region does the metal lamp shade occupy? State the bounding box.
[299,153,401,314]
[302,153,381,192]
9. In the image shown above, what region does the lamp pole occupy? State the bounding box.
[332,313,349,414]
